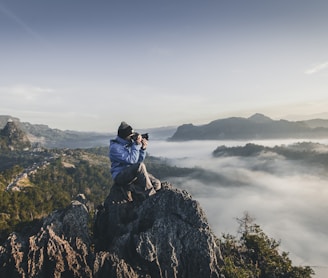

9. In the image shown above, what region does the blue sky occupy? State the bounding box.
[1,0,328,132]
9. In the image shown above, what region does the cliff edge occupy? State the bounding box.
[0,183,221,277]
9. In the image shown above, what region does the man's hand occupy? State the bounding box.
[135,134,142,145]
[141,138,148,150]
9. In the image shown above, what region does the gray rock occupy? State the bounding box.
[0,185,222,277]
[94,182,221,277]
[0,196,93,277]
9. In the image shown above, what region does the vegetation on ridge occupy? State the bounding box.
[219,213,314,277]
[0,146,194,242]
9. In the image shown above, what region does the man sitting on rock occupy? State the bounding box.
[109,121,161,202]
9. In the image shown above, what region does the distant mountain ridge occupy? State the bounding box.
[3,114,328,147]
[0,115,113,149]
[0,115,176,149]
[170,113,328,141]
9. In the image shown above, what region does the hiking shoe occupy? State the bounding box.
[126,191,133,202]
[147,188,157,196]
[154,183,161,191]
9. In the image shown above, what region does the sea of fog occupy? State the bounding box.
[148,139,328,278]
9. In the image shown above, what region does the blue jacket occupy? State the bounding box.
[109,136,146,180]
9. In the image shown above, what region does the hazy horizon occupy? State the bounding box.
[1,0,328,132]
[2,112,328,135]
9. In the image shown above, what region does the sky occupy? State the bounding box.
[1,0,328,132]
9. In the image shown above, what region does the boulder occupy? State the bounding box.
[0,185,222,277]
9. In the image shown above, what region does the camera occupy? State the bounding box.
[132,132,149,141]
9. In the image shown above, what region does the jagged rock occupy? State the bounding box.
[93,252,138,278]
[0,195,93,277]
[94,182,221,277]
[0,185,222,278]
[0,120,31,150]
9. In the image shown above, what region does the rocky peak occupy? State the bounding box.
[0,115,20,129]
[0,184,222,277]
[0,120,31,150]
[248,113,273,123]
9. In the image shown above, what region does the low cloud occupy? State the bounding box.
[0,84,56,103]
[305,61,328,75]
[4,84,55,100]
[150,140,328,275]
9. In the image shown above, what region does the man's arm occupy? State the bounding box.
[110,142,142,165]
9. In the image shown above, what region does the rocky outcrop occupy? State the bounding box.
[0,120,31,150]
[0,194,93,277]
[0,184,222,277]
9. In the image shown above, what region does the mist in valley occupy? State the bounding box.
[149,139,328,277]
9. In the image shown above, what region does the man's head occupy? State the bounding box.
[118,121,134,139]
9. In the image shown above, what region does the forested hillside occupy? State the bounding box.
[0,146,195,243]
[0,147,110,241]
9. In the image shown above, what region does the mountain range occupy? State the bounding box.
[170,113,328,141]
[0,115,177,148]
[0,115,114,149]
[2,113,328,148]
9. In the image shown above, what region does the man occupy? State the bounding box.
[109,121,161,201]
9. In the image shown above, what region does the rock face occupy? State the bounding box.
[0,194,93,277]
[0,184,222,277]
[0,120,31,150]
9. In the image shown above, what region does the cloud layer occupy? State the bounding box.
[305,61,328,75]
[149,139,328,277]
